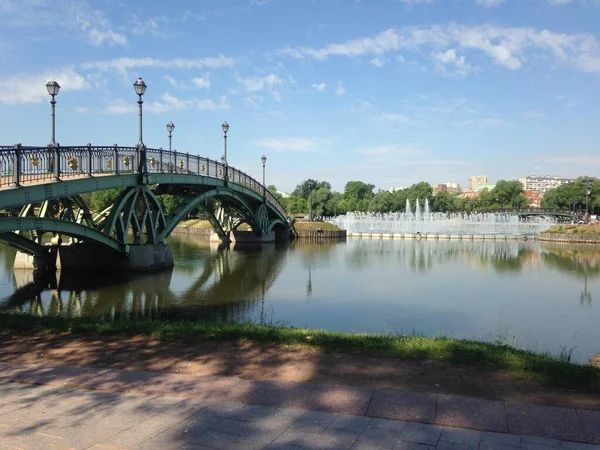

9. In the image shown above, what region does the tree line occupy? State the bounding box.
[270,179,529,216]
[76,176,596,218]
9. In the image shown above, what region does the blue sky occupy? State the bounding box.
[0,0,599,193]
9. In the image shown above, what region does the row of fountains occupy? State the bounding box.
[333,199,556,236]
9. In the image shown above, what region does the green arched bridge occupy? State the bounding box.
[0,144,293,271]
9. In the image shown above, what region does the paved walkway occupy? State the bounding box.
[0,362,599,449]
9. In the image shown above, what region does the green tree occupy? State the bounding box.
[286,196,306,215]
[432,191,456,213]
[342,181,375,212]
[490,180,526,209]
[90,188,123,212]
[157,195,184,216]
[368,191,393,213]
[406,182,433,204]
[292,179,331,200]
[267,184,288,210]
[310,187,334,217]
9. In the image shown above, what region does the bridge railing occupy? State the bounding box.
[0,145,288,220]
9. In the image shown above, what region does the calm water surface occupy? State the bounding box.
[1,236,599,364]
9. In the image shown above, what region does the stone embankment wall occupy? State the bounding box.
[346,232,533,241]
[171,226,212,237]
[294,229,346,240]
[539,233,600,244]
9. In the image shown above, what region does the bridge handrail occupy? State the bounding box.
[0,145,288,221]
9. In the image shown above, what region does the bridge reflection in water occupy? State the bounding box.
[0,237,287,323]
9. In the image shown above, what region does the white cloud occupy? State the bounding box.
[0,68,88,105]
[336,82,346,96]
[129,14,172,38]
[541,155,600,165]
[192,76,211,89]
[270,91,282,102]
[350,100,375,114]
[475,0,505,7]
[378,112,420,125]
[80,55,236,73]
[311,82,327,91]
[276,24,600,73]
[432,48,472,76]
[239,74,284,92]
[104,93,229,114]
[255,137,329,153]
[370,56,387,67]
[165,75,186,89]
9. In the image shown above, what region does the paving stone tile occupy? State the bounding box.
[367,418,408,434]
[129,373,203,398]
[25,365,95,388]
[329,414,372,433]
[247,380,316,408]
[478,443,525,450]
[521,443,562,450]
[256,408,307,432]
[233,404,279,422]
[481,431,521,448]
[399,423,444,446]
[435,442,476,450]
[267,428,359,449]
[304,384,374,415]
[368,390,436,424]
[521,435,562,447]
[78,367,157,392]
[291,410,338,433]
[435,394,507,433]
[579,409,600,444]
[439,427,481,446]
[562,442,600,450]
[505,402,587,442]
[188,376,256,403]
[393,442,434,450]
[352,428,403,449]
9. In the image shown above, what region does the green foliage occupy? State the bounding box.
[267,184,288,210]
[432,191,457,213]
[90,188,124,212]
[369,191,394,213]
[342,181,375,212]
[489,180,527,209]
[542,176,599,212]
[292,179,332,200]
[286,196,307,215]
[157,195,184,216]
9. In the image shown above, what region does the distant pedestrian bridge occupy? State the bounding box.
[0,144,292,271]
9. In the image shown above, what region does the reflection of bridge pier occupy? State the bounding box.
[0,144,293,273]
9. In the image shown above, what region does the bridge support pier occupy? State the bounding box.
[13,243,174,272]
[13,247,57,272]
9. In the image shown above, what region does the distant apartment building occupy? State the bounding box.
[388,186,408,193]
[433,182,461,194]
[524,191,542,208]
[518,175,574,194]
[468,175,488,191]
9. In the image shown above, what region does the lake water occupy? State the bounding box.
[1,236,599,364]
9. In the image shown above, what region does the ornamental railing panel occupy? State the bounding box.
[0,145,288,220]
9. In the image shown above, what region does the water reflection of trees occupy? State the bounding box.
[0,241,288,323]
[345,239,537,274]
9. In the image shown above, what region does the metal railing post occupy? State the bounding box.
[159,147,163,173]
[87,143,92,177]
[186,152,190,174]
[54,144,60,181]
[12,143,21,187]
[113,144,119,174]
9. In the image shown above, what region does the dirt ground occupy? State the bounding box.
[1,331,599,411]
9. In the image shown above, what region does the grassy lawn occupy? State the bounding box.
[0,314,597,391]
[543,224,600,235]
[293,221,342,231]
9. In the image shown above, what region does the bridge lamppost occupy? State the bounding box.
[261,154,267,200]
[46,81,60,147]
[133,78,147,175]
[166,121,175,152]
[584,177,593,221]
[222,121,229,181]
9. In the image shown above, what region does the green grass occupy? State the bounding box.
[293,221,342,231]
[544,224,600,235]
[1,314,598,391]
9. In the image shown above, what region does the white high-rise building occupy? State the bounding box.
[518,175,574,193]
